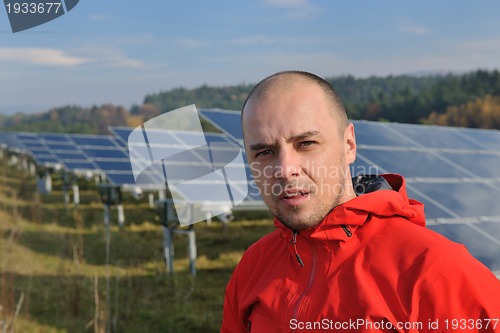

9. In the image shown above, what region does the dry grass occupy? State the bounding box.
[0,162,274,332]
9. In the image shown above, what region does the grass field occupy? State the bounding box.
[0,160,275,332]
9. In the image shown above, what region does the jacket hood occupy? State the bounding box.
[274,174,425,242]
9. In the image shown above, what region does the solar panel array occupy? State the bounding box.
[0,127,265,209]
[4,132,137,183]
[199,109,500,274]
[109,126,264,207]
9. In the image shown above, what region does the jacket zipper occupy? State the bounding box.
[291,233,317,332]
[290,231,304,267]
[341,225,352,237]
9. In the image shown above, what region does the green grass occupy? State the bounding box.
[0,162,274,332]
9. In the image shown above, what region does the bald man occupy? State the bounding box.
[221,71,500,333]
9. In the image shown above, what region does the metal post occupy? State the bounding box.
[117,204,125,227]
[63,172,70,206]
[158,189,165,200]
[148,193,155,209]
[187,229,197,277]
[72,184,80,206]
[163,225,174,274]
[103,203,111,333]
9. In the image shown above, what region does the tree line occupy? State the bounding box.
[1,69,499,135]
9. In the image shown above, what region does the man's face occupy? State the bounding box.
[242,81,356,230]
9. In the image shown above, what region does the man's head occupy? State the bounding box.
[242,71,357,231]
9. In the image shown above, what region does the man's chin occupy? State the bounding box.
[275,210,324,231]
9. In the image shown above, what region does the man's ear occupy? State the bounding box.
[344,123,356,164]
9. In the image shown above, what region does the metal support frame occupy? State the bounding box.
[157,199,197,277]
[98,184,124,333]
[36,169,52,194]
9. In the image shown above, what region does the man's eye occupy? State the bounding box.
[255,149,272,157]
[299,141,315,147]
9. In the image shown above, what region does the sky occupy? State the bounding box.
[1,0,500,114]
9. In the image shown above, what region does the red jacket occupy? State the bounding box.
[221,174,500,332]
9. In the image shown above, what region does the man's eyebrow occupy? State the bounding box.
[285,130,320,143]
[249,131,320,151]
[249,142,277,151]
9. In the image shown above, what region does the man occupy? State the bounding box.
[221,71,500,332]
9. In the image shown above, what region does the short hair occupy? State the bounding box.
[242,71,348,132]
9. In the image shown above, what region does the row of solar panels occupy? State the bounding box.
[0,125,262,207]
[1,110,499,222]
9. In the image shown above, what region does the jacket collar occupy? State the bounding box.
[274,174,425,242]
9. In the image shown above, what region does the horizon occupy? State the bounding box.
[1,68,494,116]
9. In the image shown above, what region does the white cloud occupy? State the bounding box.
[0,46,145,69]
[398,18,430,35]
[74,45,145,68]
[0,47,90,66]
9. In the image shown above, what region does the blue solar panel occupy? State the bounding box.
[46,144,74,151]
[39,133,68,142]
[71,135,116,147]
[55,152,87,160]
[105,173,136,185]
[442,152,500,179]
[428,223,500,271]
[199,109,243,143]
[357,149,470,178]
[406,188,455,220]
[353,121,415,147]
[388,124,483,150]
[82,148,128,159]
[64,162,98,170]
[35,156,59,164]
[107,127,131,146]
[16,133,38,140]
[94,161,133,171]
[411,182,500,218]
[22,142,45,149]
[459,128,500,152]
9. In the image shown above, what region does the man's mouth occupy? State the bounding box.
[282,190,308,199]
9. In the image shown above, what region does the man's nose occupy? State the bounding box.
[274,150,301,180]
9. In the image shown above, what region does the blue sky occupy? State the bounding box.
[1,0,500,114]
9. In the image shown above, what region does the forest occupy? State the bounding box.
[1,69,500,134]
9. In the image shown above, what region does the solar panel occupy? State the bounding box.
[199,109,243,145]
[109,126,265,209]
[386,123,483,150]
[428,223,500,271]
[357,148,471,178]
[9,131,140,182]
[442,152,500,179]
[459,127,500,152]
[411,182,500,218]
[352,120,416,147]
